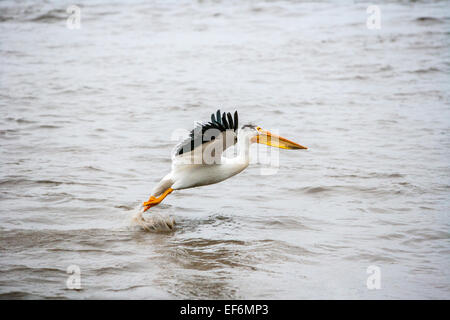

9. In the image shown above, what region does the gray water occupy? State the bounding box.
[1,0,449,299]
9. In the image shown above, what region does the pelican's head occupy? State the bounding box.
[239,124,307,150]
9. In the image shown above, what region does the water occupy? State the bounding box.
[0,0,449,299]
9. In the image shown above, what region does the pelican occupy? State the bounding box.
[142,110,307,212]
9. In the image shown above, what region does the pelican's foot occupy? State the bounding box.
[142,202,157,212]
[142,200,154,207]
[142,196,156,206]
[142,196,159,212]
[141,188,173,212]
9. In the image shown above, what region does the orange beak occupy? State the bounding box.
[252,127,307,150]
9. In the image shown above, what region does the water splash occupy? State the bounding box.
[131,206,175,232]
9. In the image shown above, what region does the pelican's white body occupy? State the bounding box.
[151,130,253,197]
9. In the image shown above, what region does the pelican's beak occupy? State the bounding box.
[252,127,307,150]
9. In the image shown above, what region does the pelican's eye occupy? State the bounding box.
[256,126,262,132]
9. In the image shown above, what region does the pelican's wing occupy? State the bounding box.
[172,110,239,166]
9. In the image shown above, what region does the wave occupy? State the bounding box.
[0,7,67,24]
[30,12,65,23]
[408,67,441,74]
[415,17,444,25]
[286,183,420,196]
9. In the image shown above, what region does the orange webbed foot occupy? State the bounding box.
[141,188,173,212]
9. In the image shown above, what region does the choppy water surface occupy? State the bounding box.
[1,0,449,299]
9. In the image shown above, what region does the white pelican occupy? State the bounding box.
[142,110,307,212]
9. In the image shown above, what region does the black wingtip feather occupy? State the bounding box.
[221,112,228,129]
[209,109,239,132]
[216,110,221,125]
[177,109,240,156]
[227,112,233,130]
